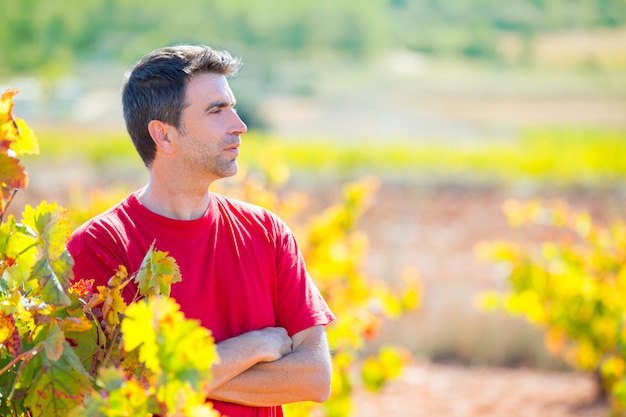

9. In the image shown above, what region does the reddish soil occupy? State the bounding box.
[352,360,607,417]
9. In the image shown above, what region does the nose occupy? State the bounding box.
[232,111,247,135]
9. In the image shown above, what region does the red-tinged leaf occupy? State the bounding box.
[135,243,182,298]
[69,278,95,297]
[24,340,93,417]
[0,312,21,359]
[0,152,27,188]
[0,310,16,343]
[31,258,71,307]
[0,153,28,218]
[0,90,20,153]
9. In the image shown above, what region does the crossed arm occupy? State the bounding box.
[205,325,332,407]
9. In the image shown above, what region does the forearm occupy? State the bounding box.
[208,343,331,406]
[206,326,332,407]
[208,327,292,391]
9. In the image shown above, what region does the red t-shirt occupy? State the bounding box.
[68,191,335,417]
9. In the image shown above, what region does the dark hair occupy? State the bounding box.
[122,44,242,167]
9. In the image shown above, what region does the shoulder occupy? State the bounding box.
[211,192,283,225]
[68,194,136,253]
[210,192,294,242]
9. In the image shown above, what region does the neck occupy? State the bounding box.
[138,175,213,221]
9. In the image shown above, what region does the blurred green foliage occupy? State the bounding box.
[31,127,626,186]
[1,0,624,78]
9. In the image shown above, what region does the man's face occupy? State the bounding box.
[175,72,247,181]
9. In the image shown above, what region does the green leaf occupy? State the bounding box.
[51,249,74,292]
[96,366,125,392]
[134,243,182,298]
[22,201,71,261]
[41,322,65,361]
[63,310,100,374]
[25,340,93,417]
[32,258,71,307]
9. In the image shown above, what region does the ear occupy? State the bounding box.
[147,120,176,154]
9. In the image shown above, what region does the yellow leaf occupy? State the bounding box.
[60,316,93,333]
[122,300,160,373]
[11,118,39,156]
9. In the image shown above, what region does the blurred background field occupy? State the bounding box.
[3,1,626,415]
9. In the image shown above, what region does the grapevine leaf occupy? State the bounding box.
[0,153,28,216]
[134,244,182,298]
[71,367,156,417]
[11,117,39,157]
[0,311,15,343]
[0,90,16,118]
[97,366,125,391]
[65,320,99,373]
[99,285,127,329]
[51,249,74,292]
[31,258,71,307]
[25,340,93,417]
[22,201,71,261]
[121,297,216,413]
[0,311,20,358]
[120,348,155,394]
[121,299,159,373]
[40,322,65,362]
[67,393,107,417]
[68,278,95,297]
[60,315,93,334]
[0,217,39,290]
[0,90,19,151]
[0,153,27,188]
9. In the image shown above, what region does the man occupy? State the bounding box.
[68,44,335,416]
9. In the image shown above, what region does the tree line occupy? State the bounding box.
[1,0,624,78]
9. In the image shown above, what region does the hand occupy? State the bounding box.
[251,327,293,363]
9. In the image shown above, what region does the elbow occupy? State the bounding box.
[309,367,332,403]
[314,386,331,403]
[310,381,331,403]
